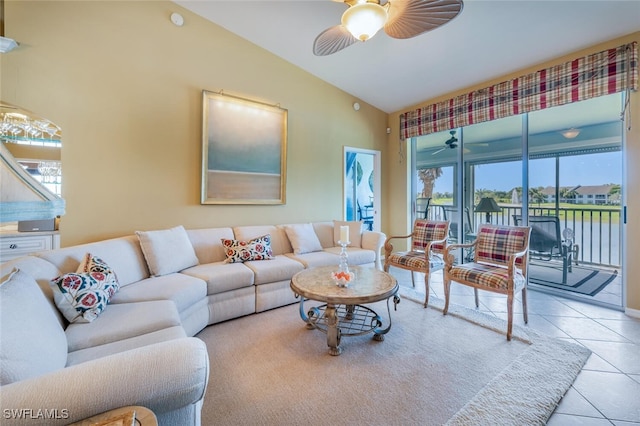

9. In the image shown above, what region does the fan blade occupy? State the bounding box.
[384,0,464,40]
[313,25,358,56]
[432,147,446,155]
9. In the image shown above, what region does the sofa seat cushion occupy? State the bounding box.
[242,255,304,285]
[65,300,182,352]
[181,261,254,295]
[109,273,206,313]
[323,247,376,265]
[285,251,340,269]
[66,326,187,366]
[0,269,68,386]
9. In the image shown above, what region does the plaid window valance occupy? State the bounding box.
[399,42,638,139]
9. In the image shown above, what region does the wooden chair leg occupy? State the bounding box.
[506,293,514,341]
[443,277,450,315]
[473,288,479,308]
[521,287,528,324]
[423,272,429,308]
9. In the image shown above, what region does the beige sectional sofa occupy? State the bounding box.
[0,221,385,425]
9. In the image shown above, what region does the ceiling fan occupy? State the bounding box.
[313,0,464,56]
[432,130,458,155]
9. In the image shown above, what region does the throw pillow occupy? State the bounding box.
[50,253,120,323]
[136,225,199,276]
[1,268,68,386]
[332,220,364,248]
[222,234,274,263]
[284,223,323,254]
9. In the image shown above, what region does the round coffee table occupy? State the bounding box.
[290,265,399,355]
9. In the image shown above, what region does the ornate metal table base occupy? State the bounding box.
[290,266,399,356]
[298,295,400,356]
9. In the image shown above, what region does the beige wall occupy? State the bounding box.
[1,1,389,246]
[386,32,640,313]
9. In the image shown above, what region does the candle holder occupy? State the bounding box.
[331,240,355,287]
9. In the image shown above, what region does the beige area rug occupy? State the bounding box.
[197,291,590,425]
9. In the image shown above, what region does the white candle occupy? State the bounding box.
[340,225,349,243]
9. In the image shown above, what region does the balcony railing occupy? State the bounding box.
[424,203,621,268]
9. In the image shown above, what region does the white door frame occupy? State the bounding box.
[343,147,381,231]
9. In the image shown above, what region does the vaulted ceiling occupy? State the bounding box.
[175,0,640,113]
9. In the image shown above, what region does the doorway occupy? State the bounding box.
[344,147,381,231]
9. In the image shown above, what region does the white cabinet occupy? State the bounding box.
[0,230,60,262]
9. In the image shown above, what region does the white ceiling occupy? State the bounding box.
[175,0,640,114]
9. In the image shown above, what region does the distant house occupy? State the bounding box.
[536,184,617,205]
[574,184,618,205]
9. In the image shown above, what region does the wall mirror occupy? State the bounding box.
[0,101,65,223]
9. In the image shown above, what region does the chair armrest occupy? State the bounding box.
[508,248,529,277]
[0,338,209,425]
[424,236,448,257]
[362,230,386,270]
[443,240,477,267]
[383,233,413,257]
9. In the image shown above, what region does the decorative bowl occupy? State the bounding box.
[331,270,355,287]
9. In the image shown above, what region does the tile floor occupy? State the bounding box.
[387,266,640,425]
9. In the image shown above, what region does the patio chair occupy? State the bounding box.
[512,215,579,284]
[440,206,474,244]
[384,219,449,308]
[443,224,531,340]
[357,201,374,231]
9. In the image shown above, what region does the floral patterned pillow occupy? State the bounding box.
[222,234,274,263]
[50,253,120,323]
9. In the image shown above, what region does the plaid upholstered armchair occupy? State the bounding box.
[384,220,449,308]
[443,224,531,340]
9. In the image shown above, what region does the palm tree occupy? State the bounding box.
[529,187,546,206]
[418,168,443,198]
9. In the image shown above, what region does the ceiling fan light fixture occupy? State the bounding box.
[342,2,388,42]
[561,128,581,139]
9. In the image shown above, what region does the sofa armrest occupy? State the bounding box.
[0,338,209,425]
[361,230,386,270]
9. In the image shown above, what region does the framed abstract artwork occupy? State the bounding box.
[201,90,287,204]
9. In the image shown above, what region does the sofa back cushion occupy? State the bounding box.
[282,223,323,254]
[311,222,335,248]
[0,256,65,327]
[136,226,199,276]
[37,235,150,287]
[186,227,234,264]
[0,269,68,385]
[233,225,292,256]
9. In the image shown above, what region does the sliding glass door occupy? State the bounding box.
[527,94,623,307]
[412,93,624,309]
